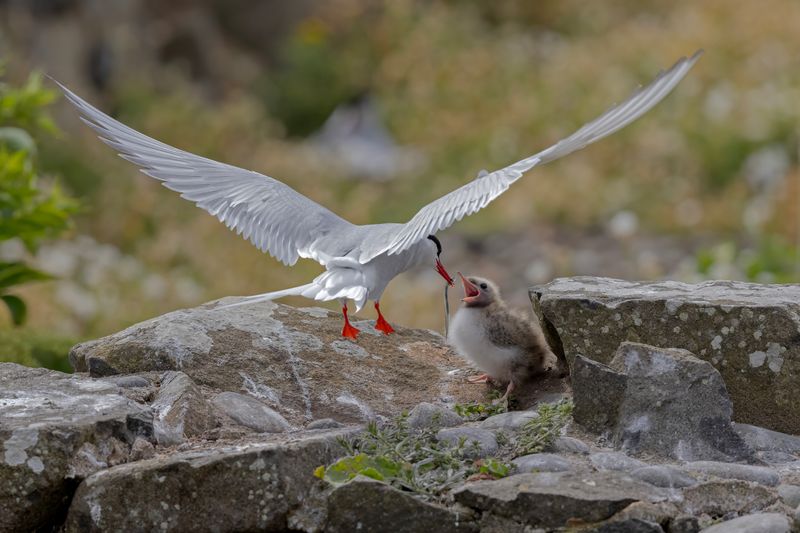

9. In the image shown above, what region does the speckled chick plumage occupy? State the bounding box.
[448,275,557,387]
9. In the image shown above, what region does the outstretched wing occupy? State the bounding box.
[58,83,354,266]
[358,50,702,263]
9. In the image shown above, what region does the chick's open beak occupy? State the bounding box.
[458,272,480,303]
[435,259,455,286]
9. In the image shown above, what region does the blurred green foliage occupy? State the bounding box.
[0,327,75,373]
[0,72,78,325]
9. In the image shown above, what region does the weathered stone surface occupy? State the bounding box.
[512,453,572,473]
[453,471,664,528]
[669,516,700,533]
[407,402,463,429]
[65,429,353,532]
[436,428,498,458]
[549,436,591,454]
[0,363,154,533]
[307,418,344,430]
[611,343,753,461]
[584,519,663,533]
[629,465,697,488]
[734,423,800,455]
[701,513,791,533]
[681,461,780,486]
[679,479,777,515]
[479,410,539,431]
[573,354,627,433]
[532,277,800,434]
[152,371,218,445]
[101,375,151,388]
[590,452,648,472]
[70,301,484,426]
[777,483,800,508]
[605,501,680,527]
[211,391,291,433]
[325,477,478,533]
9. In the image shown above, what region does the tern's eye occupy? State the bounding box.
[480,283,488,290]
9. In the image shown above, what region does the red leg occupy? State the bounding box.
[341,305,360,339]
[374,301,395,335]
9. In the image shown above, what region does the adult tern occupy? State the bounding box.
[56,50,701,339]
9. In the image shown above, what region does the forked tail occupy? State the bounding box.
[216,283,316,309]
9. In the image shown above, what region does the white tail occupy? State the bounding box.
[216,283,316,310]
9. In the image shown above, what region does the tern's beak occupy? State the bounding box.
[458,272,480,303]
[436,258,455,286]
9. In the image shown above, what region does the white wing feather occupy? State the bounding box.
[57,83,354,267]
[360,50,703,262]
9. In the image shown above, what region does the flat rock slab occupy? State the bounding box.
[679,479,777,516]
[65,429,354,532]
[70,301,484,426]
[701,512,791,533]
[326,477,478,533]
[0,363,153,532]
[532,277,800,434]
[681,461,780,486]
[454,471,665,528]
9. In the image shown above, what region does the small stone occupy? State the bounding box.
[436,428,497,458]
[549,436,590,454]
[669,515,700,533]
[211,392,290,433]
[734,423,800,455]
[777,484,800,508]
[700,513,791,533]
[152,371,217,445]
[129,437,155,461]
[756,450,798,464]
[605,500,680,526]
[512,453,572,473]
[590,452,647,472]
[479,410,539,431]
[681,461,780,486]
[103,375,151,388]
[629,465,697,488]
[680,479,777,516]
[406,402,462,429]
[307,418,344,430]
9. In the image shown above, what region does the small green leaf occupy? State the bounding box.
[313,465,325,479]
[0,262,52,290]
[2,294,26,325]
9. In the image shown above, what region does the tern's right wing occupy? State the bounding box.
[58,83,354,267]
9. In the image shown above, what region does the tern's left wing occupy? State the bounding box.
[358,50,702,263]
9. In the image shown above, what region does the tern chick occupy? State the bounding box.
[448,274,557,400]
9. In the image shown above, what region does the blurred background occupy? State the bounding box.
[1,0,799,371]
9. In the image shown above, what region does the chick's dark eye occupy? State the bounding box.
[480,283,488,289]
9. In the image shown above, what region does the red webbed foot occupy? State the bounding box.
[374,301,395,335]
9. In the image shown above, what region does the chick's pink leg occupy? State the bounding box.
[467,373,492,384]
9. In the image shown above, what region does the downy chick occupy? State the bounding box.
[448,273,557,399]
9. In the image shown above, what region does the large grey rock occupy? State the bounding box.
[701,513,791,533]
[406,402,462,429]
[70,301,484,426]
[777,483,800,508]
[512,453,572,473]
[0,363,153,533]
[65,429,354,532]
[479,410,539,431]
[590,452,648,472]
[572,354,627,433]
[733,423,800,455]
[679,479,778,515]
[212,391,291,433]
[629,465,697,489]
[681,461,780,486]
[152,371,218,445]
[532,278,800,434]
[453,471,665,528]
[325,477,478,533]
[436,427,498,458]
[589,343,753,461]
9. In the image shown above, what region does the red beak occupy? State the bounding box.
[436,258,455,286]
[458,272,480,303]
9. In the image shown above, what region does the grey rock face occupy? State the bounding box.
[152,371,218,445]
[406,402,463,429]
[590,452,647,472]
[101,375,151,388]
[777,483,800,508]
[479,410,539,431]
[326,477,478,533]
[549,436,591,455]
[0,363,154,533]
[668,516,700,533]
[69,301,484,426]
[572,355,627,433]
[453,471,664,528]
[65,429,354,532]
[575,342,753,462]
[532,277,800,434]
[307,418,344,430]
[733,423,800,455]
[211,392,290,433]
[512,453,572,473]
[681,461,780,486]
[701,513,791,533]
[585,519,663,533]
[679,479,777,515]
[436,428,498,458]
[629,465,697,488]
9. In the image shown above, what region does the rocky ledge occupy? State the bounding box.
[3,280,800,532]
